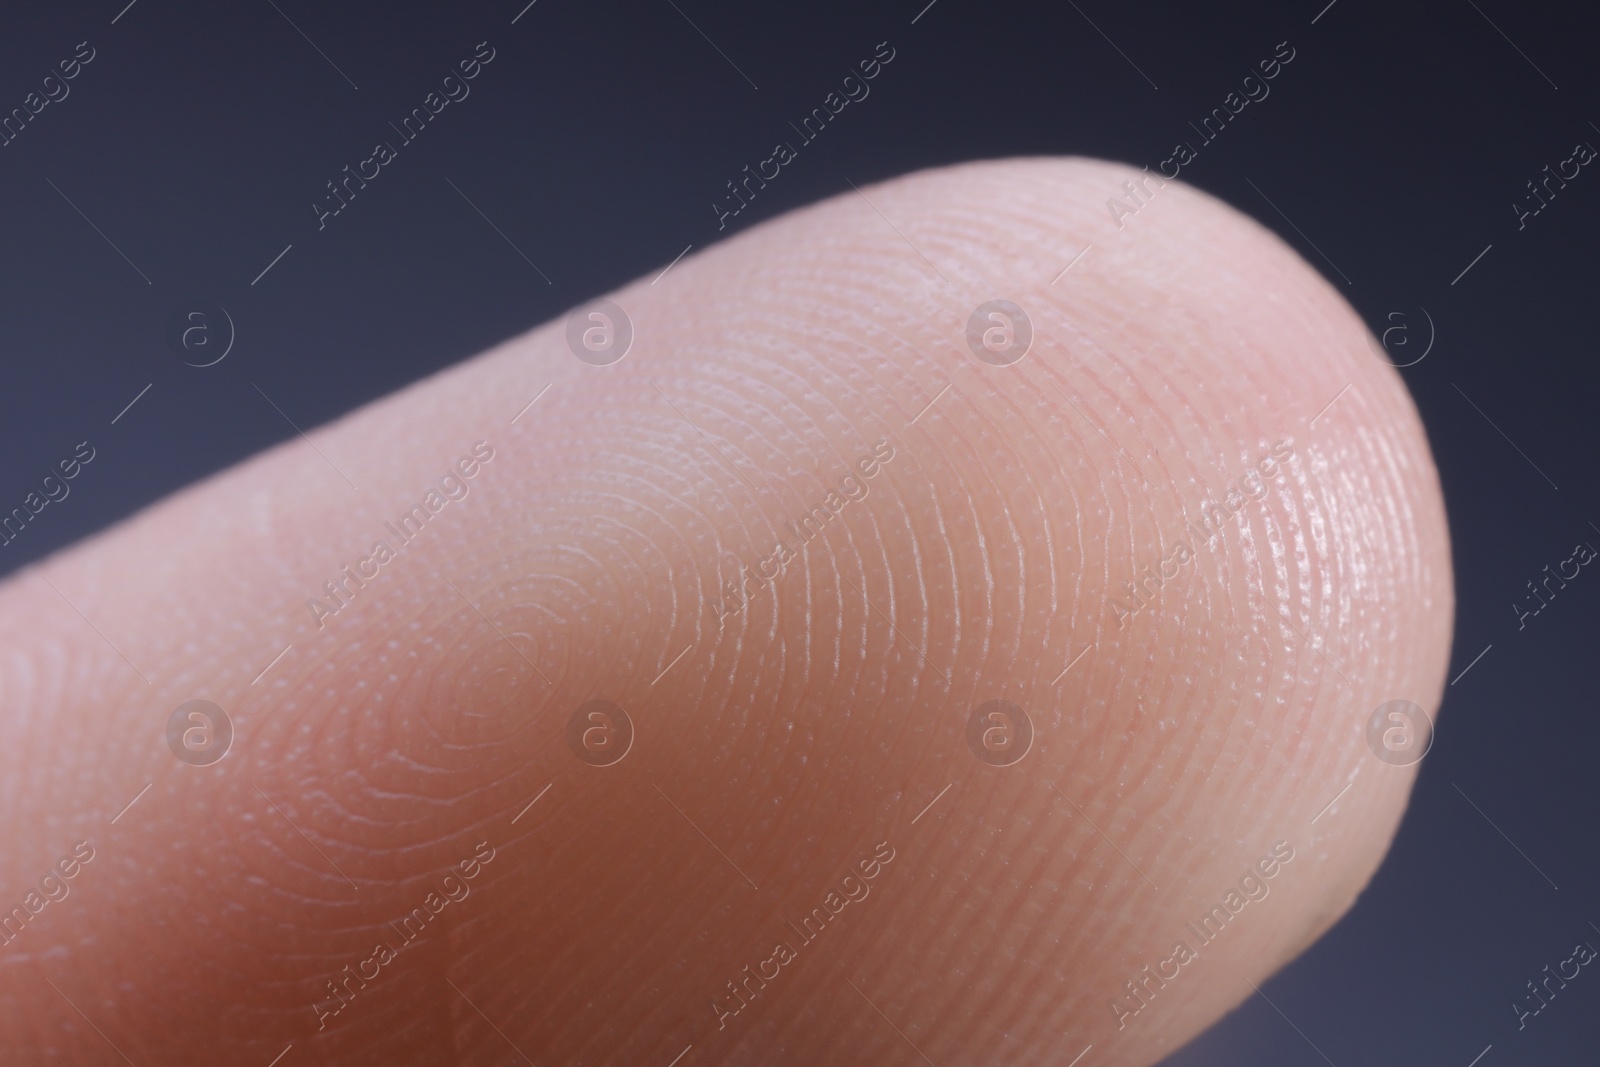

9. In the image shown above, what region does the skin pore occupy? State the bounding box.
[0,158,1452,1066]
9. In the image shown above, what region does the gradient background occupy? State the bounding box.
[1,0,1596,1063]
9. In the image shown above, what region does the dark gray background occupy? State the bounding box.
[0,0,1595,1062]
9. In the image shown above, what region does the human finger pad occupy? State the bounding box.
[0,157,1451,1067]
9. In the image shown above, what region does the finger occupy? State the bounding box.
[0,156,1451,1067]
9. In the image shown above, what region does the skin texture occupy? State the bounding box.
[0,157,1452,1066]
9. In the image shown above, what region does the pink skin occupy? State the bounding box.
[0,158,1451,1066]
